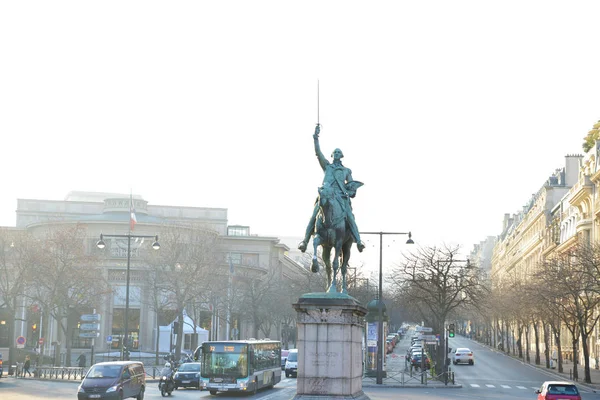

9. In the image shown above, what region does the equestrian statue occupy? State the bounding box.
[298,124,365,294]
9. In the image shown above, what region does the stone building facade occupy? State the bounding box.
[0,191,307,362]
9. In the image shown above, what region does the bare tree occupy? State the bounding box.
[147,224,220,361]
[0,229,42,369]
[389,244,487,375]
[33,224,111,366]
[535,246,600,383]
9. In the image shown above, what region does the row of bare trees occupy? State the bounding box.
[481,242,600,383]
[0,225,110,368]
[0,223,343,368]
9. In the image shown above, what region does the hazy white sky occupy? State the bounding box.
[2,1,600,271]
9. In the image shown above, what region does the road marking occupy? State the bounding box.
[470,384,480,387]
[517,386,527,389]
[501,385,511,388]
[485,384,495,388]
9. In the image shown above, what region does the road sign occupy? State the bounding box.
[81,314,101,322]
[421,334,437,340]
[107,335,113,344]
[79,332,100,338]
[16,336,26,348]
[79,323,100,331]
[38,338,44,345]
[415,326,433,332]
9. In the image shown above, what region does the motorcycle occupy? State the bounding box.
[158,366,175,397]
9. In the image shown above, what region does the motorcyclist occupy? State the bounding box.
[158,362,175,396]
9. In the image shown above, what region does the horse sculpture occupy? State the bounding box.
[311,185,354,294]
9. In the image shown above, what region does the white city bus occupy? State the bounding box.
[197,339,282,395]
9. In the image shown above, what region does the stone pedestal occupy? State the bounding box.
[292,293,369,400]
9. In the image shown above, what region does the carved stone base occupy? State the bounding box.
[293,293,368,399]
[292,391,370,400]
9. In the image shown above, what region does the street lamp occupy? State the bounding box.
[97,233,160,360]
[360,231,414,385]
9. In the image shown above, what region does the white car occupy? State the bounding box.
[453,347,474,365]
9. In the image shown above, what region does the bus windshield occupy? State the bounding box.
[202,344,248,379]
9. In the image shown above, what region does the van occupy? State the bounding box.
[284,349,298,378]
[77,361,146,400]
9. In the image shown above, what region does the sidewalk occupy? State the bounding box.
[466,336,600,392]
[362,331,461,389]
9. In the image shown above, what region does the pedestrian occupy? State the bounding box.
[76,353,87,368]
[24,355,32,377]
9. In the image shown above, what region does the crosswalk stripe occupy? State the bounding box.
[501,385,511,388]
[486,384,495,388]
[517,386,527,389]
[470,384,480,387]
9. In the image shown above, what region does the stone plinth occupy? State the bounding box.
[292,293,369,400]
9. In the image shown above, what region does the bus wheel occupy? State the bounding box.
[209,390,217,395]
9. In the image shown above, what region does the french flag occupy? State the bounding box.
[130,196,137,231]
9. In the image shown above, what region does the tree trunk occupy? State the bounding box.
[572,339,579,381]
[505,321,511,355]
[175,309,184,361]
[517,323,523,358]
[525,325,531,363]
[553,325,563,373]
[544,323,550,369]
[533,321,541,365]
[581,332,591,383]
[155,310,161,366]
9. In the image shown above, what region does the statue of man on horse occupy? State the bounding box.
[298,124,365,293]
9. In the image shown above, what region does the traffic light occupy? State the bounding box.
[448,323,455,338]
[32,323,37,333]
[172,321,179,332]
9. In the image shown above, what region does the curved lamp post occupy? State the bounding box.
[97,233,160,360]
[360,231,414,385]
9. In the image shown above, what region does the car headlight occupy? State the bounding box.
[162,376,167,380]
[106,385,118,393]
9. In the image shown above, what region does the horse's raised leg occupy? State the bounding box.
[323,247,334,292]
[311,235,321,273]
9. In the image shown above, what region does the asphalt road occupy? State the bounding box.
[3,337,600,400]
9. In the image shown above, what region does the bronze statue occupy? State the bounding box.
[298,124,365,253]
[299,124,364,293]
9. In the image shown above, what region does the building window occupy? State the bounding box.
[227,226,249,236]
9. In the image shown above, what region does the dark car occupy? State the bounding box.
[173,362,201,390]
[77,361,146,400]
[410,353,430,369]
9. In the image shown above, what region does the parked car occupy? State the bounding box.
[173,362,202,390]
[410,352,430,369]
[285,349,298,378]
[77,361,146,400]
[453,347,474,365]
[0,352,3,378]
[536,381,581,400]
[281,350,289,370]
